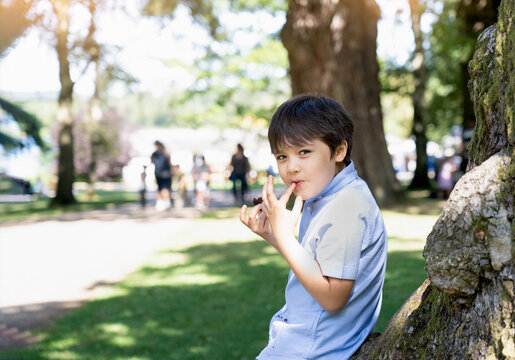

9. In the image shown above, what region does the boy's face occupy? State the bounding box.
[273,138,345,200]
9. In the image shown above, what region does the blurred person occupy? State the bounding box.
[229,143,250,205]
[172,164,191,208]
[151,140,172,211]
[437,156,456,199]
[139,165,147,208]
[192,154,211,209]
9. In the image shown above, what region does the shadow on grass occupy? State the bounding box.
[1,243,427,359]
[1,241,289,360]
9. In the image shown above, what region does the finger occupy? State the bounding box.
[239,205,249,226]
[258,211,267,228]
[262,179,270,209]
[249,203,263,220]
[248,204,264,231]
[279,182,296,205]
[266,175,278,205]
[292,194,303,216]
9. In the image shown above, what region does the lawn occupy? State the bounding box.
[0,190,138,224]
[0,192,444,360]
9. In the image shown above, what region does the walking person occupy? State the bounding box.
[151,140,173,211]
[229,143,250,205]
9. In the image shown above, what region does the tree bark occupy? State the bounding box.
[280,0,400,206]
[351,0,514,357]
[408,0,430,189]
[51,0,76,206]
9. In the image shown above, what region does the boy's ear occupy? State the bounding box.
[334,141,348,163]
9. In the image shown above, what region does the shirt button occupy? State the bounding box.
[306,206,312,211]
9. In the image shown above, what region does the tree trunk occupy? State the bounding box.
[352,0,514,358]
[408,0,430,189]
[51,0,76,206]
[87,38,102,201]
[280,0,400,206]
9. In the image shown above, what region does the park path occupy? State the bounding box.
[0,188,263,351]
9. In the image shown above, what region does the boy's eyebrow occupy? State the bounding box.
[272,141,314,154]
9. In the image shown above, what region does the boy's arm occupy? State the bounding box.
[277,234,354,312]
[261,177,354,313]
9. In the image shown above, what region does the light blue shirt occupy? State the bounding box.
[257,161,387,360]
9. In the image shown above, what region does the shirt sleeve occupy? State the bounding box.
[314,201,366,280]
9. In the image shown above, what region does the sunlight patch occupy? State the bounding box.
[387,237,426,251]
[44,350,80,359]
[150,252,188,268]
[249,257,282,266]
[264,246,279,255]
[189,345,208,355]
[169,273,228,285]
[98,323,136,347]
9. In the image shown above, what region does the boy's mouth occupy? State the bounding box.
[292,180,304,186]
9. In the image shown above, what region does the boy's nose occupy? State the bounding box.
[287,159,300,173]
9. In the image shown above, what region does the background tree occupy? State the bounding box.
[352,0,513,356]
[18,0,127,205]
[280,0,400,205]
[49,0,79,205]
[408,0,430,189]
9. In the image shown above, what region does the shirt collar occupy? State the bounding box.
[308,161,358,203]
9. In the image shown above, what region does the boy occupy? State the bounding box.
[240,94,387,359]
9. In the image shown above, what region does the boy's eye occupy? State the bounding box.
[299,149,311,155]
[275,154,286,160]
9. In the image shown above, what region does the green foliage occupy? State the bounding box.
[425,0,500,140]
[379,60,414,139]
[140,0,289,129]
[228,0,287,13]
[0,96,46,151]
[175,36,289,128]
[144,0,222,39]
[425,0,474,139]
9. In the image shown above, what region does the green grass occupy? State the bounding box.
[0,193,440,359]
[0,190,138,224]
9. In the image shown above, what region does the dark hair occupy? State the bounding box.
[268,94,354,166]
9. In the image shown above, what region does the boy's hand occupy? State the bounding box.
[261,175,303,248]
[240,202,278,248]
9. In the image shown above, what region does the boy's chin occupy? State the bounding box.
[293,189,307,199]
